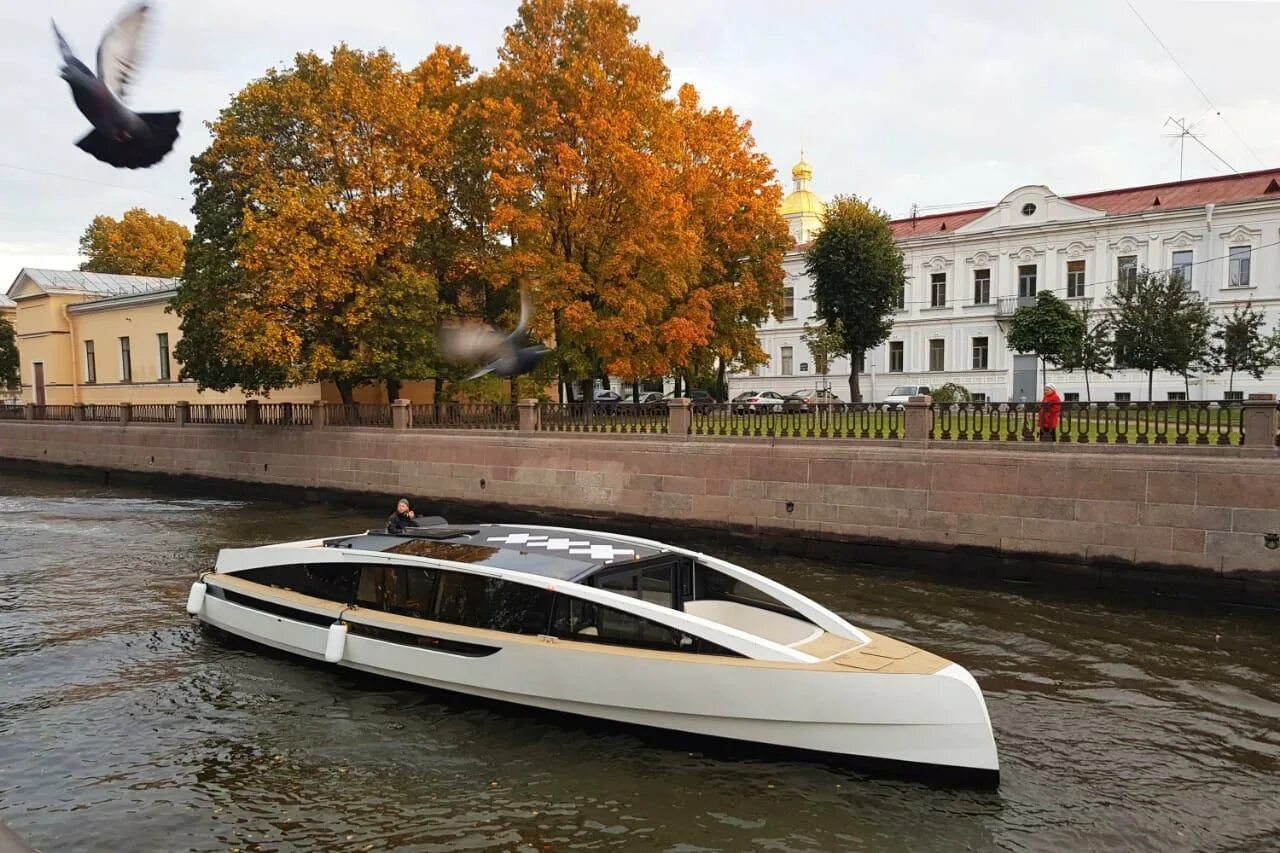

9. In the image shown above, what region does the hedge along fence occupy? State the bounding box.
[2,396,1277,449]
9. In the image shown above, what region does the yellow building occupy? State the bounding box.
[5,268,533,406]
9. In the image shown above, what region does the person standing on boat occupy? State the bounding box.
[387,499,417,534]
[1039,383,1061,440]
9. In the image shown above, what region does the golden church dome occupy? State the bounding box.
[779,151,825,219]
[791,158,813,182]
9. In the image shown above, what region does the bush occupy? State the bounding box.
[931,382,973,404]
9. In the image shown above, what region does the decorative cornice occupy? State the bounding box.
[1057,240,1095,259]
[1219,224,1262,245]
[1163,230,1203,249]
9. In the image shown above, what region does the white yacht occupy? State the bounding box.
[186,520,999,783]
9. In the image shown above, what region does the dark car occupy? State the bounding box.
[782,388,844,413]
[663,389,716,411]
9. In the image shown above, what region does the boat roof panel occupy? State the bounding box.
[325,523,667,581]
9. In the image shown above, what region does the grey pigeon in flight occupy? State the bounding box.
[52,2,180,169]
[439,289,551,380]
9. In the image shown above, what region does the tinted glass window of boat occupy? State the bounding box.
[357,566,408,611]
[435,571,554,634]
[594,562,674,607]
[549,595,739,656]
[695,565,808,622]
[240,563,360,603]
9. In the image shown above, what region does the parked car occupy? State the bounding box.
[782,388,843,412]
[663,389,716,411]
[883,385,931,408]
[594,390,623,403]
[629,391,666,405]
[733,390,786,414]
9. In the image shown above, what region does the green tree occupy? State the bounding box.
[805,195,905,402]
[0,317,18,391]
[1057,305,1113,402]
[801,321,846,394]
[1107,269,1211,400]
[1203,302,1273,394]
[931,382,972,404]
[1006,291,1084,390]
[79,208,190,277]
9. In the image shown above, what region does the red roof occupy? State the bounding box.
[888,167,1280,240]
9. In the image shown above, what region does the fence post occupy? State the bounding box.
[72,403,85,423]
[391,398,411,429]
[311,400,326,429]
[518,399,541,431]
[244,399,259,428]
[23,403,34,421]
[904,395,932,441]
[119,402,132,426]
[667,397,692,436]
[175,401,189,427]
[1241,393,1276,446]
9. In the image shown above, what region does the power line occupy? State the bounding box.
[0,160,186,199]
[1124,0,1264,171]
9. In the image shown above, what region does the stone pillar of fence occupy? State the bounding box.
[72,403,85,423]
[391,398,412,429]
[904,395,932,441]
[175,401,189,427]
[1242,393,1277,446]
[518,399,541,431]
[244,399,259,428]
[119,402,132,426]
[23,403,34,421]
[311,400,327,429]
[667,397,692,436]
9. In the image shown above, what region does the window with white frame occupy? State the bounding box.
[1223,390,1243,401]
[1171,250,1193,288]
[1228,246,1251,287]
[888,341,904,372]
[1114,392,1131,402]
[157,333,171,381]
[1064,392,1080,402]
[84,340,96,384]
[119,337,131,383]
[1117,255,1137,288]
[1167,391,1186,401]
[928,339,945,372]
[780,346,793,375]
[1066,260,1086,298]
[1018,264,1037,298]
[783,286,795,319]
[971,336,989,370]
[973,269,990,305]
[930,273,947,307]
[897,282,906,310]
[971,392,987,402]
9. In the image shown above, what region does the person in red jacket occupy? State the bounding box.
[1039,383,1062,440]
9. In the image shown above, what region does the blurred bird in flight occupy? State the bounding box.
[438,289,550,380]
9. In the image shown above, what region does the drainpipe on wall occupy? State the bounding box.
[63,303,79,404]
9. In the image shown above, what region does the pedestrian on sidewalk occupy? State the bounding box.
[1039,383,1061,440]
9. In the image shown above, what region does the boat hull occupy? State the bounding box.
[197,591,999,781]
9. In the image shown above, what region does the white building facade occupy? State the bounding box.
[739,160,1280,403]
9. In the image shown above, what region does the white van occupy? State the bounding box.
[882,385,931,407]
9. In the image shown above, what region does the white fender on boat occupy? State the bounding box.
[186,581,207,615]
[324,622,348,663]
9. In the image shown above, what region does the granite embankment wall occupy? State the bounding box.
[3,422,1279,602]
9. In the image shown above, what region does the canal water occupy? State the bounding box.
[1,472,1278,853]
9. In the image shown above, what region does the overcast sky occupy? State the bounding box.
[5,0,1280,280]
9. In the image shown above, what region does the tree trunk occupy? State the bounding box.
[385,379,401,402]
[631,382,640,404]
[1041,357,1047,393]
[1084,369,1092,402]
[716,360,727,402]
[848,369,860,403]
[1229,368,1235,395]
[674,375,683,397]
[1183,372,1190,400]
[1147,370,1154,402]
[336,378,355,406]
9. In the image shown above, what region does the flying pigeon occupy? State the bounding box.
[52,2,180,169]
[439,289,551,380]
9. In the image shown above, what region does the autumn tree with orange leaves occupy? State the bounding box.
[79,208,189,278]
[174,46,459,403]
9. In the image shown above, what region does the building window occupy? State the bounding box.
[780,346,793,376]
[1228,246,1251,287]
[971,336,988,370]
[930,273,947,307]
[119,337,132,383]
[1018,264,1037,298]
[1064,392,1080,402]
[156,333,171,381]
[1171,250,1193,288]
[1114,392,1131,402]
[888,341,904,372]
[928,339,945,372]
[897,283,906,311]
[1167,391,1187,401]
[84,340,97,384]
[971,393,987,402]
[783,286,795,320]
[1066,260,1086,298]
[1223,390,1244,401]
[973,269,990,305]
[1117,255,1137,288]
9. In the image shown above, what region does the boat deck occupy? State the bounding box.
[795,631,950,674]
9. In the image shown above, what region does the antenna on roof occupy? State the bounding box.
[1163,116,1202,181]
